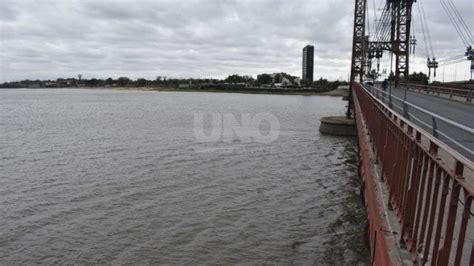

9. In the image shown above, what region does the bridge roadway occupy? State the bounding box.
[366,85,474,161]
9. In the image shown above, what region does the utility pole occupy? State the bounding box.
[466,45,474,81]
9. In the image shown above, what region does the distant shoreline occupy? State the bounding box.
[155,86,348,96]
[1,86,349,97]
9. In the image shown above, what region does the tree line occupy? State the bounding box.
[0,74,346,90]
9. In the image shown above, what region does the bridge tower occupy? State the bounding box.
[391,0,416,87]
[369,0,416,87]
[347,0,367,117]
[348,0,417,117]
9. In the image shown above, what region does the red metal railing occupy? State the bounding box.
[352,82,474,265]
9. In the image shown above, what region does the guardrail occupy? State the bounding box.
[353,82,474,265]
[364,84,474,161]
[400,83,474,103]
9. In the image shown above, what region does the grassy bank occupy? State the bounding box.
[154,86,348,96]
[2,86,349,97]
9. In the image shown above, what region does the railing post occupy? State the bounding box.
[432,117,438,138]
[403,85,408,118]
[381,85,385,103]
[435,183,461,265]
[389,83,392,108]
[454,194,472,265]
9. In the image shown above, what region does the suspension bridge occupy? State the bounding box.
[346,0,473,264]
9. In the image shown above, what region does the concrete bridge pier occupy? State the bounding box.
[319,116,357,136]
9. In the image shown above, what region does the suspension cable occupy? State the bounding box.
[440,0,470,47]
[417,2,432,58]
[366,1,371,36]
[372,0,378,36]
[419,0,435,57]
[446,0,473,43]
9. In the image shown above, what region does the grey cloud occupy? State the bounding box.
[0,2,18,21]
[0,0,472,82]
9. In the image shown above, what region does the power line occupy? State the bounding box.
[440,58,466,66]
[438,55,465,63]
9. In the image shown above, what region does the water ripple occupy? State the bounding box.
[0,89,368,264]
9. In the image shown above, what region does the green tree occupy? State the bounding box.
[225,74,254,83]
[313,78,329,89]
[85,78,101,87]
[136,78,147,87]
[408,72,429,83]
[117,77,130,86]
[388,71,395,81]
[257,74,272,85]
[273,73,282,83]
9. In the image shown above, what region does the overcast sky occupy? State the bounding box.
[0,0,472,82]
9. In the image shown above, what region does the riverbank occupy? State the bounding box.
[1,86,349,97]
[154,86,349,96]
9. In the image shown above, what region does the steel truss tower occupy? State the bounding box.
[392,0,415,87]
[347,0,367,117]
[348,0,416,116]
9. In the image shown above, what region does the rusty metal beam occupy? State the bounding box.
[347,0,367,118]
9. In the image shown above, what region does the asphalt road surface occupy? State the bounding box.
[367,85,474,161]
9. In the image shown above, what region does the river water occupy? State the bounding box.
[0,89,368,264]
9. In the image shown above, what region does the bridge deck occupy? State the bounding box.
[370,85,474,160]
[391,88,474,127]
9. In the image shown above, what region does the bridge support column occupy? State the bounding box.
[319,116,356,136]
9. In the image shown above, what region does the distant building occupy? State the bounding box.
[302,45,314,83]
[257,72,301,87]
[178,84,191,89]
